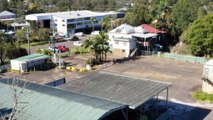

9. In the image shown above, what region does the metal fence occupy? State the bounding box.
[162,53,207,64]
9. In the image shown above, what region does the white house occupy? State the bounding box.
[0,10,16,20]
[108,24,157,58]
[25,10,122,37]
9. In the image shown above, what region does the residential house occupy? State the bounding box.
[108,24,157,58]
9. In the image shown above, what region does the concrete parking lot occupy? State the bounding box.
[103,56,213,120]
[1,54,212,119]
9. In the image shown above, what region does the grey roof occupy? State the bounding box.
[0,78,126,120]
[0,10,16,17]
[26,10,117,20]
[59,71,172,109]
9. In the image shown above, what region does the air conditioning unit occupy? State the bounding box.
[202,60,213,94]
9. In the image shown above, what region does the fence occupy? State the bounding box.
[0,64,10,73]
[162,53,207,64]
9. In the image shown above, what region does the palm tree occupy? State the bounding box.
[90,17,96,32]
[83,31,111,64]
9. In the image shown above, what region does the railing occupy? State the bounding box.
[162,53,207,64]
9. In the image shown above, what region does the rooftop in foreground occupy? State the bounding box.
[0,78,126,120]
[59,71,172,109]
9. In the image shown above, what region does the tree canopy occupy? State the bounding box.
[181,14,213,57]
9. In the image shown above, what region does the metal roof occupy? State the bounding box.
[10,54,50,62]
[0,10,16,17]
[25,10,117,20]
[0,78,126,120]
[59,71,172,109]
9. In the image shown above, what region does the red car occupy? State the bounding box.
[57,45,69,52]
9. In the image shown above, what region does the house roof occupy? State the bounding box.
[59,71,172,109]
[0,10,16,17]
[141,24,166,34]
[0,78,126,120]
[109,24,135,34]
[10,54,50,63]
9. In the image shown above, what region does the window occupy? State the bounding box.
[85,17,90,20]
[62,24,65,27]
[55,19,57,21]
[76,18,84,21]
[122,49,125,52]
[68,19,75,22]
[123,42,127,46]
[77,23,83,26]
[115,41,119,45]
[62,20,65,22]
[54,24,57,26]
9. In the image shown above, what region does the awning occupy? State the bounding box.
[131,33,158,39]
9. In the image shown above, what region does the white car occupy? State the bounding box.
[48,46,60,53]
[73,41,83,47]
[74,32,84,37]
[91,31,100,35]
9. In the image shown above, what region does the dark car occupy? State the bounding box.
[70,36,80,41]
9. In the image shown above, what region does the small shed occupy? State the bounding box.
[202,60,213,94]
[10,54,50,72]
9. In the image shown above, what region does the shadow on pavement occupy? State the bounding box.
[143,99,212,120]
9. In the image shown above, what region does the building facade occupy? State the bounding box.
[25,10,123,37]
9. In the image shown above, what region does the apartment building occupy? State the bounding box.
[25,10,123,37]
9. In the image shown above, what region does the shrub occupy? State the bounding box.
[171,42,191,55]
[192,88,213,103]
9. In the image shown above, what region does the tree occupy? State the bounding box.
[170,0,203,35]
[181,14,213,57]
[37,28,50,41]
[124,3,152,26]
[90,17,96,32]
[0,78,29,120]
[84,32,111,64]
[0,0,8,11]
[101,16,112,32]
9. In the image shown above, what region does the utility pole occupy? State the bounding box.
[26,25,30,54]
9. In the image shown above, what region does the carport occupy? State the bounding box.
[59,71,172,119]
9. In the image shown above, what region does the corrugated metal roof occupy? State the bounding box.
[0,10,16,17]
[0,78,126,120]
[59,71,172,109]
[11,54,50,62]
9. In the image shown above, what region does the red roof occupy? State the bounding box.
[141,24,166,34]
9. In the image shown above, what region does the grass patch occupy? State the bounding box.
[192,88,213,103]
[21,41,48,48]
[71,46,89,54]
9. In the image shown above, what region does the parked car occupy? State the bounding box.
[91,31,100,35]
[73,41,83,47]
[153,44,163,51]
[48,46,60,53]
[57,45,69,52]
[74,32,84,37]
[70,35,80,41]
